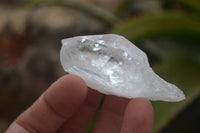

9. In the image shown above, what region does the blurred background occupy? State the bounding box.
[0,0,200,132]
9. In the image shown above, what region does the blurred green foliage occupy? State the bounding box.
[165,0,200,15]
[27,0,119,25]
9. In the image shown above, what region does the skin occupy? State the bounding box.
[5,74,154,133]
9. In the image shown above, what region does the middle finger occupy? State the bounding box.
[93,95,129,133]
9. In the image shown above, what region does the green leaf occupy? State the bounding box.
[152,56,200,132]
[165,0,200,15]
[110,13,200,41]
[139,38,200,61]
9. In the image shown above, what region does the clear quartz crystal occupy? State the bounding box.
[60,34,185,102]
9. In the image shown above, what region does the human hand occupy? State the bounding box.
[5,74,154,133]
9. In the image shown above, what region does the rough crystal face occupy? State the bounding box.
[60,34,185,101]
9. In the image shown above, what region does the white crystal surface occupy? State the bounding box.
[60,34,185,102]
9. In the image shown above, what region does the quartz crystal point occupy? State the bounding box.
[60,34,185,102]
